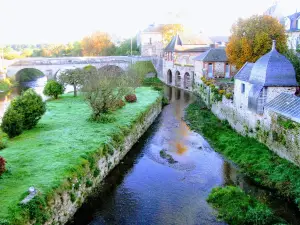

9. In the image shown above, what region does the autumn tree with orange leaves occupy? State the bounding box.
[226,15,287,69]
[81,32,115,56]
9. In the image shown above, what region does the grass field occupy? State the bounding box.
[185,100,300,210]
[0,87,160,223]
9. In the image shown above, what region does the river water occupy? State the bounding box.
[66,86,300,225]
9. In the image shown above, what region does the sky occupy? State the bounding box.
[0,0,300,44]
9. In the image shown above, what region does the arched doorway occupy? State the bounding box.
[167,70,172,84]
[15,68,44,82]
[175,71,181,87]
[184,72,190,89]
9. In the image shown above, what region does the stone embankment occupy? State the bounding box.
[44,99,162,225]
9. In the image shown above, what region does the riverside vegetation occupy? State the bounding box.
[0,62,162,224]
[207,186,285,224]
[185,99,300,211]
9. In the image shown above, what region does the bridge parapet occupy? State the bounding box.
[10,56,155,67]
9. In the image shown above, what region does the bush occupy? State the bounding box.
[84,69,130,120]
[1,107,24,138]
[225,93,233,99]
[207,186,282,225]
[11,89,46,130]
[125,94,137,103]
[0,139,6,150]
[0,78,13,92]
[43,80,64,99]
[116,99,125,109]
[0,156,6,176]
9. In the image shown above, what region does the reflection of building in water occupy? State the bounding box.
[183,91,190,103]
[167,86,173,102]
[175,89,181,100]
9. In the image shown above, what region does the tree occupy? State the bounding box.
[284,50,300,84]
[21,48,33,57]
[226,15,288,69]
[162,24,184,46]
[1,107,24,138]
[43,80,64,99]
[11,89,46,130]
[59,68,85,97]
[70,41,83,56]
[81,32,115,56]
[115,38,140,55]
[83,69,130,120]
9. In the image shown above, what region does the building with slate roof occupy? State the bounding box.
[234,40,298,114]
[265,92,300,123]
[137,24,164,57]
[283,12,300,50]
[163,32,212,90]
[193,48,237,87]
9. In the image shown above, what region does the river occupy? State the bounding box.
[65,86,300,225]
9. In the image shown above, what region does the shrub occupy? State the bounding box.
[43,80,64,99]
[11,89,46,130]
[1,107,24,138]
[218,90,225,95]
[125,94,137,103]
[0,139,6,150]
[207,186,282,225]
[83,69,130,120]
[225,93,233,99]
[0,78,13,92]
[0,156,6,176]
[116,99,125,109]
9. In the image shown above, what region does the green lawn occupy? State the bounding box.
[185,100,300,210]
[0,87,160,223]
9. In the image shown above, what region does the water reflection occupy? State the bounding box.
[66,86,300,225]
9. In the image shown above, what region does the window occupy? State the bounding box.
[241,83,245,94]
[225,63,230,78]
[297,19,300,30]
[208,63,213,78]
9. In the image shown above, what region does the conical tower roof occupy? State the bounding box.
[249,40,298,87]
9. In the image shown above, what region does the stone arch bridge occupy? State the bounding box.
[7,56,162,80]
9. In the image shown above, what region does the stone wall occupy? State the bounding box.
[38,98,162,225]
[287,31,300,50]
[163,60,194,91]
[211,97,300,166]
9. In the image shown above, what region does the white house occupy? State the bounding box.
[234,40,298,114]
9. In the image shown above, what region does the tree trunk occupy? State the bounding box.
[74,85,77,97]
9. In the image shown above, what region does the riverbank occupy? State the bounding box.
[0,87,162,224]
[185,100,300,210]
[207,186,284,224]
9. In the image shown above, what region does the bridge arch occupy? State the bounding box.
[15,68,45,82]
[98,65,124,75]
[184,72,191,89]
[175,71,181,87]
[167,69,172,85]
